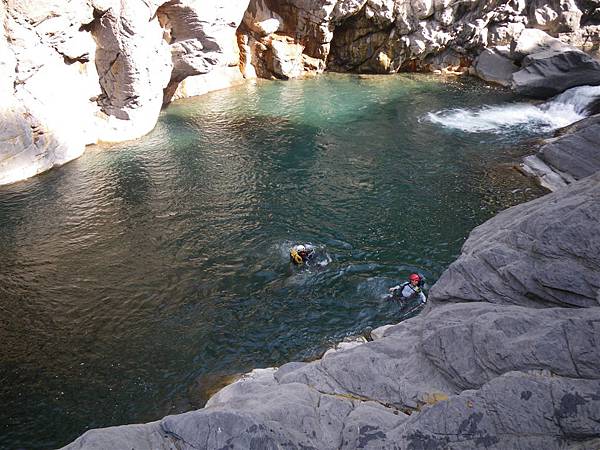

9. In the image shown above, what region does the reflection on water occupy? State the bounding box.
[0,74,547,449]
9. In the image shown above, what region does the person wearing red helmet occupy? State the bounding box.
[389,273,427,304]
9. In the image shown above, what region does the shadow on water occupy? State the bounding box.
[0,73,548,449]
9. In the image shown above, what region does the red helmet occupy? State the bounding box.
[409,273,420,282]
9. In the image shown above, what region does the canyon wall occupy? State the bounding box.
[2,2,599,447]
[0,0,249,185]
[1,0,600,185]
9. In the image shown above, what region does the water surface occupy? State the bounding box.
[0,74,547,449]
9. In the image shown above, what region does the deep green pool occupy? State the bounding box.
[0,74,547,449]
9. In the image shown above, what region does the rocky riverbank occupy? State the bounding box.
[2,0,600,185]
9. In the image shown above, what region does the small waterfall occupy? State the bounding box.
[426,85,600,133]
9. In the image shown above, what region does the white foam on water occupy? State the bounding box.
[426,85,600,134]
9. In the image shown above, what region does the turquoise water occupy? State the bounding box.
[0,74,546,449]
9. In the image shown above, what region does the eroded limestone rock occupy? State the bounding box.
[527,0,582,35]
[1,1,99,184]
[90,2,172,140]
[1,0,253,184]
[157,0,249,104]
[3,0,600,186]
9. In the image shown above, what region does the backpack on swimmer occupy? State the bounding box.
[290,244,314,266]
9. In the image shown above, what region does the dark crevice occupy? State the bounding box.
[60,53,90,65]
[80,7,107,33]
[326,5,397,73]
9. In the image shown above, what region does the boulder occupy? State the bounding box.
[521,112,600,190]
[429,171,600,308]
[510,28,568,62]
[512,49,600,98]
[270,35,305,79]
[473,47,518,86]
[538,114,600,180]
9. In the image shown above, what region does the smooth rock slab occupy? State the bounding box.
[512,49,600,98]
[429,171,600,308]
[539,114,600,181]
[473,48,518,86]
[521,112,600,190]
[63,302,600,449]
[280,302,600,398]
[391,372,600,450]
[420,303,600,389]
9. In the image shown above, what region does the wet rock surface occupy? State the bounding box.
[521,114,600,191]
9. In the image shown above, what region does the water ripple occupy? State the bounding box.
[0,73,548,449]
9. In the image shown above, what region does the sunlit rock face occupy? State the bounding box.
[0,0,249,185]
[89,1,173,142]
[1,0,100,186]
[240,0,598,79]
[238,0,325,79]
[157,0,250,102]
